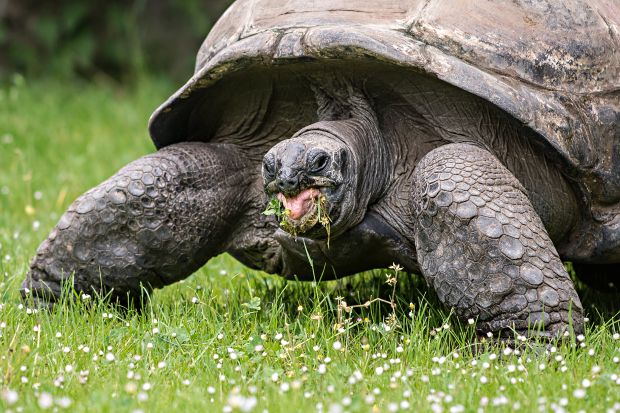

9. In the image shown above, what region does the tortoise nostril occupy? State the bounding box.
[276,176,299,193]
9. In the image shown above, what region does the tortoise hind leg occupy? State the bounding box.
[412,143,584,338]
[23,142,262,308]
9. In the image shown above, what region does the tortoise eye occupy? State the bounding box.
[309,153,329,173]
[262,155,276,178]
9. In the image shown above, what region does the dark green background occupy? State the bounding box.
[0,0,233,84]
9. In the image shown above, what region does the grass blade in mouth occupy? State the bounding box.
[263,193,331,244]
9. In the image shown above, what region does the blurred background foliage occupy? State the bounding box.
[0,0,234,84]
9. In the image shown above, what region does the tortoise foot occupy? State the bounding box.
[412,143,584,338]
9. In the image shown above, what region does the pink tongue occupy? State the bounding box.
[277,188,320,220]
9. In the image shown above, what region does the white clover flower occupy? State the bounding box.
[227,394,257,412]
[56,396,72,408]
[38,392,53,409]
[333,341,342,351]
[1,389,18,405]
[573,388,586,398]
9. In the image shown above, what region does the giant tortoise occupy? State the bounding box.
[23,0,620,337]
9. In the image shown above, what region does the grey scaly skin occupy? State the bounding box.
[412,144,583,337]
[24,143,278,308]
[24,84,584,337]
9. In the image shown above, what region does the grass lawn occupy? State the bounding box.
[1,75,620,413]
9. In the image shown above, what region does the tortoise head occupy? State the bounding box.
[262,90,389,240]
[263,127,351,238]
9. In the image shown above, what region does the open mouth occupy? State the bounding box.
[275,188,328,234]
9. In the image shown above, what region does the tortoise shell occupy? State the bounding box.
[149,0,619,213]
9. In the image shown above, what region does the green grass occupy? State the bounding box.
[1,75,620,413]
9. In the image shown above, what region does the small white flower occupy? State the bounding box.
[105,353,115,362]
[57,396,72,408]
[38,392,53,409]
[573,388,586,398]
[1,389,18,405]
[333,341,342,351]
[271,372,279,382]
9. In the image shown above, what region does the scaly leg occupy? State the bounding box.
[23,142,259,308]
[412,143,584,338]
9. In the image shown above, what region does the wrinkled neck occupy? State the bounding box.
[295,109,390,211]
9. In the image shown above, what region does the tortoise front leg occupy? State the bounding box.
[412,143,584,338]
[23,142,261,308]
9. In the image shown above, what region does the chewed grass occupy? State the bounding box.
[264,194,331,241]
[1,77,620,412]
